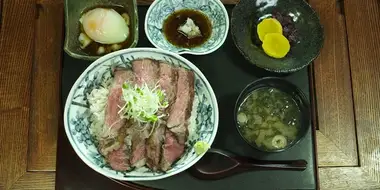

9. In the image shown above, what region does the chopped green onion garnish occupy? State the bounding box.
[120,82,168,123]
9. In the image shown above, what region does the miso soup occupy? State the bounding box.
[237,87,301,151]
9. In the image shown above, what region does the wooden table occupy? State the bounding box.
[0,0,379,189]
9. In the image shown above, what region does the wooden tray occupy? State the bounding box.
[57,4,319,190]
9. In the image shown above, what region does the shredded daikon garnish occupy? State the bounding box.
[120,82,168,124]
[178,17,202,39]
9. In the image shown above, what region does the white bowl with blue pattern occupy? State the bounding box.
[144,0,229,55]
[64,48,219,181]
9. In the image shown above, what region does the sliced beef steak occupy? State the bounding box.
[169,124,188,145]
[158,62,178,105]
[160,130,185,171]
[146,125,166,170]
[98,138,121,156]
[128,124,150,168]
[101,69,135,171]
[107,145,130,171]
[113,68,135,87]
[159,67,195,171]
[104,69,134,137]
[127,60,160,168]
[132,59,159,87]
[102,121,132,171]
[167,68,195,128]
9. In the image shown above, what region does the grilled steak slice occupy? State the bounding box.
[128,124,151,168]
[104,69,134,138]
[158,62,178,105]
[98,138,121,156]
[107,145,130,171]
[103,120,132,171]
[132,58,159,87]
[160,130,185,171]
[127,59,160,168]
[102,69,135,169]
[159,68,194,171]
[167,68,195,129]
[146,125,166,170]
[113,68,135,87]
[169,124,188,145]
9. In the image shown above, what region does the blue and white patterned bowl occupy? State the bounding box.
[64,48,219,181]
[144,0,229,55]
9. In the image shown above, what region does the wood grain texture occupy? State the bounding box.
[10,172,55,190]
[0,0,2,29]
[345,0,380,183]
[316,131,357,167]
[136,0,239,5]
[319,167,380,190]
[0,0,35,111]
[0,0,35,189]
[0,108,30,190]
[308,0,358,167]
[28,0,63,171]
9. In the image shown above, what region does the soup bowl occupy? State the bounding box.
[234,77,311,152]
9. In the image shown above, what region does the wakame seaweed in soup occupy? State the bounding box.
[237,87,301,151]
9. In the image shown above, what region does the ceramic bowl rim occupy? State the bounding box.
[63,47,219,181]
[233,77,311,153]
[144,0,230,55]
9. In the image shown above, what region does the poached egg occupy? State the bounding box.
[80,8,129,44]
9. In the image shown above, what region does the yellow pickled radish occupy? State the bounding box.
[262,33,290,59]
[257,18,283,42]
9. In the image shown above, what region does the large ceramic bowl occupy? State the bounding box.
[144,0,229,55]
[64,48,219,181]
[231,0,324,73]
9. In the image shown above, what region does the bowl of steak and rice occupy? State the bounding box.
[64,48,219,181]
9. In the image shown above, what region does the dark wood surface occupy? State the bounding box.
[309,0,358,167]
[28,0,63,171]
[0,0,380,189]
[343,0,380,185]
[137,0,239,5]
[0,0,60,189]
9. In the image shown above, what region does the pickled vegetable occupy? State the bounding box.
[257,18,283,42]
[262,33,290,58]
[194,141,210,155]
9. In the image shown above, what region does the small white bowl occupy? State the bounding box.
[64,48,219,181]
[144,0,229,55]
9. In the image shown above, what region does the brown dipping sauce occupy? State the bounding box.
[163,9,212,48]
[79,5,134,56]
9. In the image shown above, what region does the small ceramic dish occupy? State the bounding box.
[234,77,311,152]
[231,0,324,73]
[64,0,139,60]
[144,0,229,55]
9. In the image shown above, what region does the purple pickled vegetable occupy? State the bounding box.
[272,10,298,45]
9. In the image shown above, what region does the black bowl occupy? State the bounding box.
[231,0,324,73]
[234,77,311,152]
